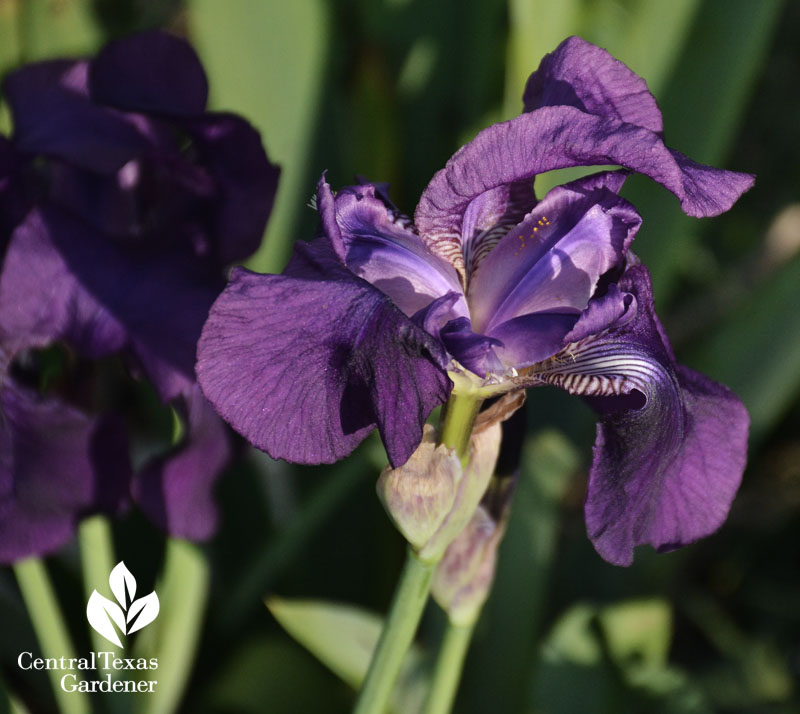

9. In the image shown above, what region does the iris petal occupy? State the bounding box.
[522,35,664,132]
[196,244,452,468]
[317,180,465,319]
[459,180,537,279]
[89,30,209,117]
[531,265,748,565]
[4,60,152,173]
[0,208,220,401]
[0,378,130,564]
[0,210,127,358]
[461,177,640,371]
[488,312,579,369]
[182,113,280,265]
[133,385,230,541]
[416,105,753,271]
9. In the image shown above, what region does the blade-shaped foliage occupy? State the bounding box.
[267,597,427,714]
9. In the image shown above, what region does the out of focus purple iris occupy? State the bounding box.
[198,37,752,566]
[0,31,278,562]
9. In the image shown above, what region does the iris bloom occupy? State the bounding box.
[0,31,277,561]
[197,37,752,565]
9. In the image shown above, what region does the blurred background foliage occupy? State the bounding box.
[1,0,799,712]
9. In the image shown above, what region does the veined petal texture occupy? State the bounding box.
[197,244,451,468]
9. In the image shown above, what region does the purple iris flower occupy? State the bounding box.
[0,31,278,562]
[197,37,751,565]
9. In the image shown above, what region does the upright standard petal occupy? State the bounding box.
[89,30,209,117]
[423,177,537,279]
[196,247,452,468]
[530,266,748,565]
[417,105,752,269]
[469,176,640,332]
[318,180,465,319]
[466,176,640,369]
[460,180,537,279]
[522,35,664,132]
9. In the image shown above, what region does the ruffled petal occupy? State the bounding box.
[410,296,502,376]
[0,378,130,564]
[132,385,230,541]
[411,292,463,336]
[317,180,465,318]
[531,265,747,565]
[522,36,664,132]
[196,251,452,467]
[89,30,209,117]
[561,283,636,344]
[416,104,753,263]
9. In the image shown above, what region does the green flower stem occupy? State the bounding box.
[136,539,209,714]
[78,516,119,658]
[423,619,477,714]
[439,394,482,461]
[420,392,484,714]
[352,393,483,714]
[352,547,436,714]
[13,558,91,714]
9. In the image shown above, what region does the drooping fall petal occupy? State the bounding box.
[197,245,451,468]
[532,266,748,565]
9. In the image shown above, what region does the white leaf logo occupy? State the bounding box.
[86,591,125,648]
[127,591,159,634]
[86,561,159,647]
[109,561,137,608]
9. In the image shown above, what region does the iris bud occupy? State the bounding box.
[431,484,512,625]
[377,422,501,563]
